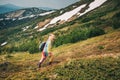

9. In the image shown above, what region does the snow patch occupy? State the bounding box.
[22,26,30,31]
[73,6,76,8]
[38,0,107,31]
[5,18,10,20]
[34,26,39,29]
[18,16,27,20]
[37,24,49,31]
[2,11,55,21]
[39,11,55,16]
[29,15,35,18]
[18,15,35,20]
[38,4,86,31]
[12,18,16,21]
[50,4,86,24]
[18,11,54,20]
[1,42,7,46]
[0,18,3,21]
[60,11,63,14]
[79,0,107,17]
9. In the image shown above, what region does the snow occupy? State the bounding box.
[26,26,29,29]
[18,17,27,20]
[50,4,86,24]
[18,15,35,20]
[12,18,16,21]
[60,11,63,14]
[5,18,10,20]
[37,24,49,31]
[22,26,30,31]
[38,4,86,31]
[2,11,55,21]
[18,11,54,20]
[1,42,7,46]
[39,11,55,16]
[73,6,76,8]
[0,18,3,21]
[79,0,107,17]
[29,15,35,18]
[34,26,39,29]
[38,0,107,31]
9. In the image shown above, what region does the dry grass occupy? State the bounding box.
[53,30,120,60]
[0,30,120,79]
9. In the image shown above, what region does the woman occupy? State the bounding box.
[38,33,55,68]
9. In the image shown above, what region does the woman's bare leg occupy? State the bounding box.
[38,52,46,68]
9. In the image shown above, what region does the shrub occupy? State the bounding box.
[54,27,105,47]
[53,57,120,80]
[18,40,39,54]
[108,12,120,29]
[97,45,104,50]
[5,54,13,58]
[28,40,39,54]
[87,27,105,38]
[112,18,120,29]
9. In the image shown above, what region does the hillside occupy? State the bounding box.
[0,0,120,53]
[0,30,120,79]
[0,7,51,30]
[0,4,22,14]
[0,0,120,79]
[1,7,47,18]
[37,0,107,31]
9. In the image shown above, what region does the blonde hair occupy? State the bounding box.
[49,33,55,40]
[49,33,55,37]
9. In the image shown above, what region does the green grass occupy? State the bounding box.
[0,30,120,79]
[0,0,120,54]
[53,57,120,80]
[0,0,120,79]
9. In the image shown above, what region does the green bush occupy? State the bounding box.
[5,54,13,58]
[54,27,105,47]
[53,57,120,80]
[28,40,39,54]
[18,40,39,54]
[88,27,105,37]
[97,45,104,50]
[112,12,120,29]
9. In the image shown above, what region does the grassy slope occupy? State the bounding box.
[0,0,120,79]
[0,0,120,54]
[0,30,120,79]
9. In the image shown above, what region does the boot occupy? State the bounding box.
[48,62,52,65]
[38,62,41,68]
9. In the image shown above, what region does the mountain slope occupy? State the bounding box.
[0,4,21,14]
[0,7,47,18]
[0,30,120,79]
[0,0,120,79]
[0,7,51,30]
[0,0,120,53]
[37,0,107,31]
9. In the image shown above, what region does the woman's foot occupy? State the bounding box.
[48,62,52,65]
[38,62,41,68]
